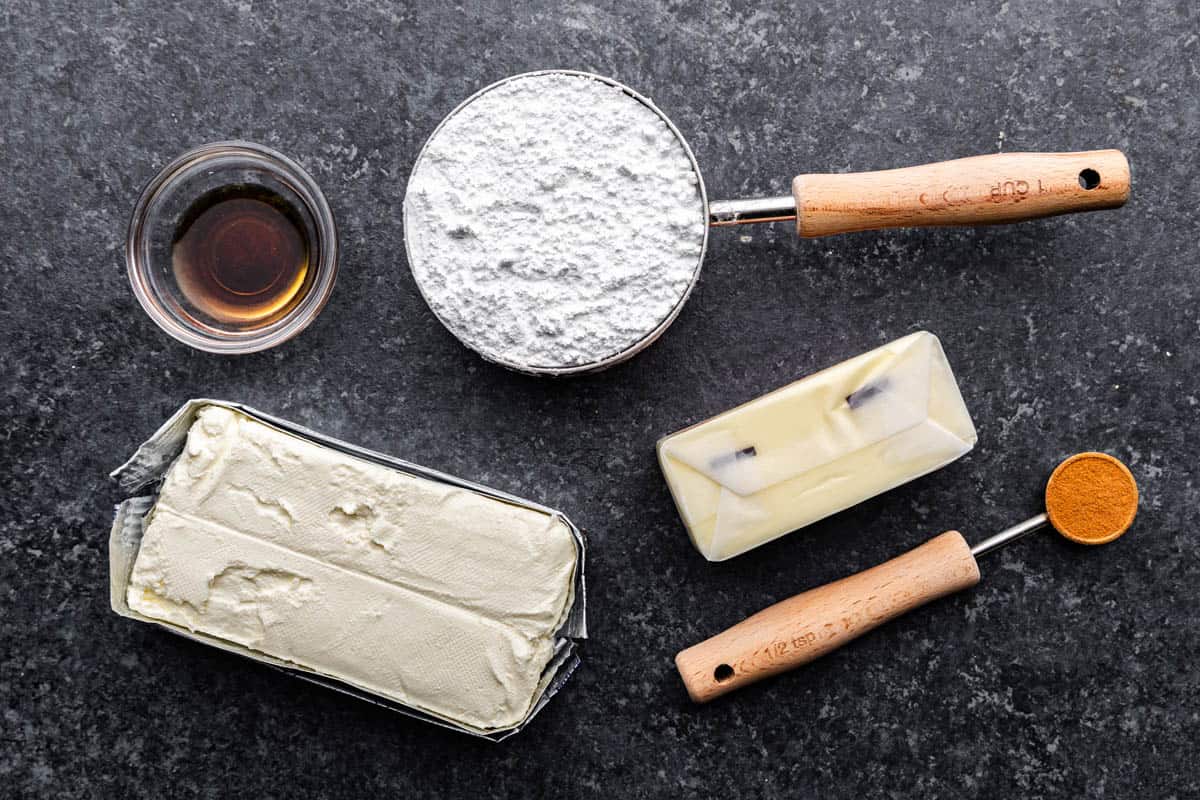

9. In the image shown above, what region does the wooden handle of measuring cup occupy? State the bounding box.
[675,531,981,703]
[792,150,1130,238]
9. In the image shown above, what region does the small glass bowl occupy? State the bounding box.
[126,141,338,354]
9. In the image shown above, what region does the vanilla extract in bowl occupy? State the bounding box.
[126,141,338,354]
[171,185,313,328]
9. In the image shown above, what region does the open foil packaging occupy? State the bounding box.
[109,399,587,741]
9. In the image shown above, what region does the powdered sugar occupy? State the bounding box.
[403,72,706,372]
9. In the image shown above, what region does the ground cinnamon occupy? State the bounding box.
[1045,452,1138,545]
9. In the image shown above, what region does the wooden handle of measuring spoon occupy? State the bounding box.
[792,150,1130,238]
[675,531,981,703]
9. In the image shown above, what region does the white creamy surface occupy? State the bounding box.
[404,72,706,370]
[126,406,578,731]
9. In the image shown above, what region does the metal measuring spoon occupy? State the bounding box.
[404,71,1130,375]
[675,452,1139,703]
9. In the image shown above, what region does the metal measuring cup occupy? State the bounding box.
[404,70,1129,376]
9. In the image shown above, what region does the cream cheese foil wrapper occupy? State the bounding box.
[109,399,587,741]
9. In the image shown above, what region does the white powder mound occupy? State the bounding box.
[403,73,706,371]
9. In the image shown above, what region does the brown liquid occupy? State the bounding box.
[172,186,312,327]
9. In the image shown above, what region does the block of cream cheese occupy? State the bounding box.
[121,405,579,732]
[657,331,977,561]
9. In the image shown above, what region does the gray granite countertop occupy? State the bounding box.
[2,1,1197,797]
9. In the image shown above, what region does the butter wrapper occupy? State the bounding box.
[658,331,977,561]
[109,399,586,741]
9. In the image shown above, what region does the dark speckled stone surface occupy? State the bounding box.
[2,1,1198,797]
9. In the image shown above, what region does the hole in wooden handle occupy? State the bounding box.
[1079,168,1101,190]
[713,663,734,682]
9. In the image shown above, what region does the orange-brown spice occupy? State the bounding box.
[1045,452,1138,545]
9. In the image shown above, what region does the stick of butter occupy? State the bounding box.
[123,405,579,732]
[657,331,977,561]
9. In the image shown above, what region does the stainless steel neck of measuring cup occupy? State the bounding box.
[708,196,797,226]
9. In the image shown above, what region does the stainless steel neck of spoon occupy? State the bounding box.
[970,513,1049,558]
[708,196,796,226]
